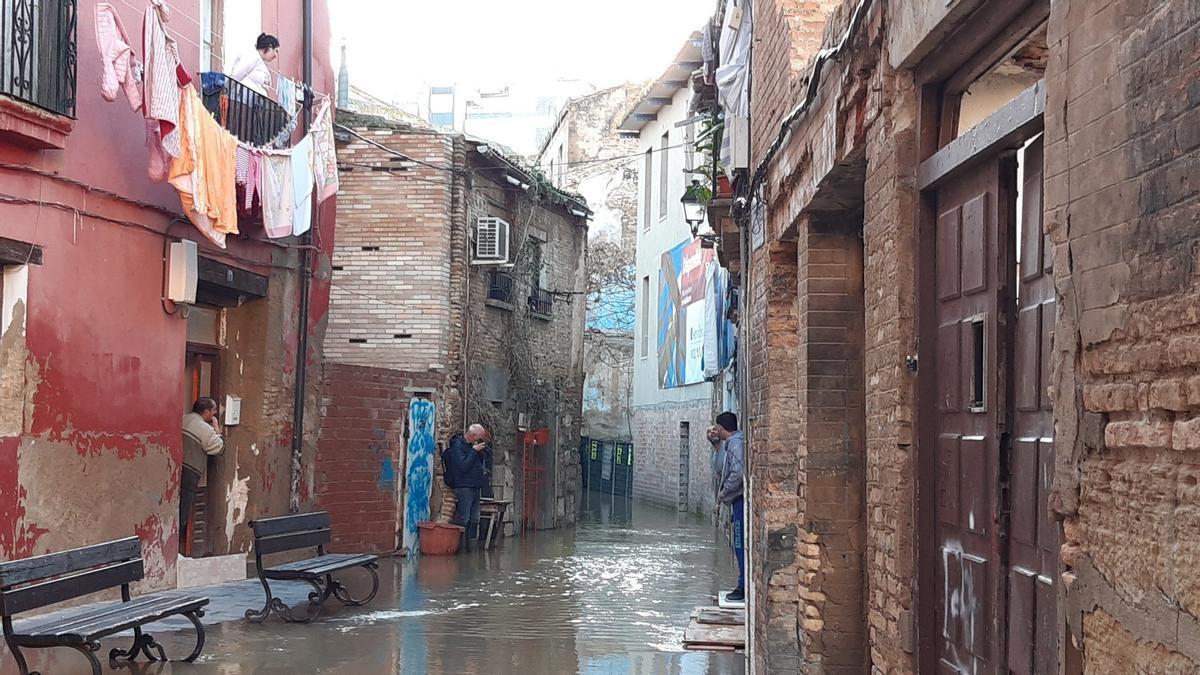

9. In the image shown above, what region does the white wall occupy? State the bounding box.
[632,86,712,408]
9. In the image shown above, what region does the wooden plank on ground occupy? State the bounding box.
[683,620,745,649]
[697,607,745,626]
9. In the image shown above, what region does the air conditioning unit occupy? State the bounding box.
[472,217,510,265]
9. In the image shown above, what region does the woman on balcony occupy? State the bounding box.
[229,33,280,97]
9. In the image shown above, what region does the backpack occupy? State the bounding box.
[440,441,457,488]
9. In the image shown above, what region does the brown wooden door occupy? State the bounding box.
[933,157,1013,674]
[1007,137,1058,674]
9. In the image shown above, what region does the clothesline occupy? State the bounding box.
[94,0,340,249]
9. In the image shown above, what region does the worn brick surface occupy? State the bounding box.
[1048,0,1200,669]
[631,400,716,513]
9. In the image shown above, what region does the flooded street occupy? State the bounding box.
[7,495,745,675]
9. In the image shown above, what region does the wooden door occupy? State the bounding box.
[932,157,1014,674]
[1006,137,1058,674]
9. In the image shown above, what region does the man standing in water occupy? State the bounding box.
[709,412,745,602]
[448,423,492,551]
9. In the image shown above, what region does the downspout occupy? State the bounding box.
[742,0,756,669]
[289,0,315,512]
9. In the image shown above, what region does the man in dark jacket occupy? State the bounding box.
[449,423,492,551]
[709,412,745,602]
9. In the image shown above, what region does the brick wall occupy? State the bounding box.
[316,363,440,553]
[631,400,716,513]
[746,236,803,674]
[327,120,455,375]
[1046,0,1200,668]
[750,0,843,163]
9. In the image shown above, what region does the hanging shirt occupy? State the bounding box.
[291,134,315,236]
[312,98,339,202]
[259,151,295,239]
[229,51,271,97]
[142,0,182,156]
[95,3,143,111]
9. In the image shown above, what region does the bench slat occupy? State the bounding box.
[0,538,140,588]
[21,594,188,637]
[255,528,332,556]
[250,512,331,537]
[263,554,377,580]
[0,560,143,616]
[11,595,208,646]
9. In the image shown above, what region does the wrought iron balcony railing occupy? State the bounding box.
[0,0,77,116]
[487,269,514,305]
[201,75,289,147]
[529,286,553,317]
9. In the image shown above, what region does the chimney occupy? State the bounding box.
[337,43,349,109]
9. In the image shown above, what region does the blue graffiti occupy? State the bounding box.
[378,456,396,490]
[403,399,437,556]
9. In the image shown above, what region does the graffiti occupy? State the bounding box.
[370,427,397,492]
[403,399,437,556]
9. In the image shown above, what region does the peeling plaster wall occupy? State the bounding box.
[0,0,336,592]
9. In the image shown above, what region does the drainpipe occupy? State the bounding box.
[289,0,315,512]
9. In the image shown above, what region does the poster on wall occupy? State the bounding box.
[658,238,732,388]
[403,398,436,556]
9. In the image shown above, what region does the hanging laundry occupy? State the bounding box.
[143,0,184,156]
[291,134,315,236]
[235,145,262,211]
[95,4,142,111]
[168,87,222,248]
[259,151,295,239]
[312,98,339,202]
[169,87,238,245]
[200,72,226,97]
[276,76,300,117]
[146,119,170,183]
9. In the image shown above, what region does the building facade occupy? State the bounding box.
[323,110,589,548]
[0,0,337,589]
[623,35,725,515]
[699,0,1200,672]
[536,84,643,459]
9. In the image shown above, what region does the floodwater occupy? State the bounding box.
[6,494,746,674]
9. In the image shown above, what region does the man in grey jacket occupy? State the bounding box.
[709,411,745,602]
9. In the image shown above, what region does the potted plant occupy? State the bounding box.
[687,112,731,199]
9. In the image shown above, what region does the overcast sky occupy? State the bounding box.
[330,0,715,102]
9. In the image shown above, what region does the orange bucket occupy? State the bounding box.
[417,522,464,555]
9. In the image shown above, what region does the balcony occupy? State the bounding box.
[0,0,76,148]
[201,75,289,147]
[486,269,514,309]
[528,286,553,319]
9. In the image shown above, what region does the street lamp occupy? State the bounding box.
[681,179,707,233]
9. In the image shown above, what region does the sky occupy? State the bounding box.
[330,0,715,104]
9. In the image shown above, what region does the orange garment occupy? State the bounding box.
[169,87,239,245]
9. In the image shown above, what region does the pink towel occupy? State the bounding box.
[95,4,142,111]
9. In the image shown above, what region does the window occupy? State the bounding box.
[643,149,653,231]
[0,0,77,117]
[199,0,219,71]
[659,132,670,218]
[641,276,651,357]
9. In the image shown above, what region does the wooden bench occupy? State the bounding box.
[246,512,379,623]
[0,537,208,675]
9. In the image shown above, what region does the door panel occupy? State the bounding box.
[1007,136,1058,674]
[933,158,1010,674]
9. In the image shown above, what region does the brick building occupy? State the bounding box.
[0,0,337,590]
[322,110,589,549]
[701,0,1200,672]
[536,84,643,450]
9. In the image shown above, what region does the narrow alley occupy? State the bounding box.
[3,497,743,675]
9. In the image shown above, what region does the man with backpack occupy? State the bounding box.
[443,423,492,551]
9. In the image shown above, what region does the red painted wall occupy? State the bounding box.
[0,0,336,589]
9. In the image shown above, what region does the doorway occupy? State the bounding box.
[182,305,222,557]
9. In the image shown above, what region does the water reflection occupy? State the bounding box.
[5,494,745,674]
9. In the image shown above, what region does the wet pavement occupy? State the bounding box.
[5,494,746,674]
